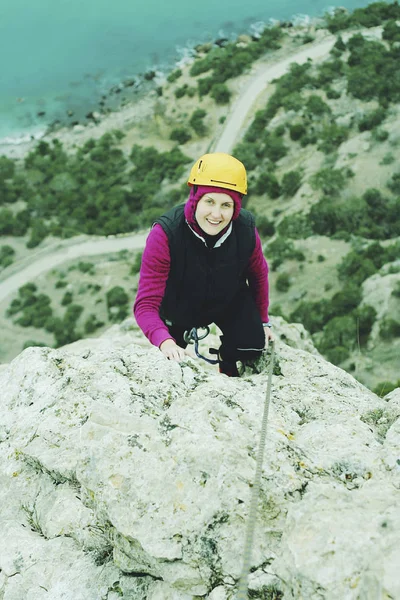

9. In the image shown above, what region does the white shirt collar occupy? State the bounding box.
[186,221,233,247]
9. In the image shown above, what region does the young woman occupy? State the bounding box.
[134,152,273,376]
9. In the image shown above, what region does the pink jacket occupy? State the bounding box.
[134,223,269,347]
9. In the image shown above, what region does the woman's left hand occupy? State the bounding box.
[264,326,274,346]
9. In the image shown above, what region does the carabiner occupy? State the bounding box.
[183,326,219,365]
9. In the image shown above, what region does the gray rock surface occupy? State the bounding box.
[0,319,399,599]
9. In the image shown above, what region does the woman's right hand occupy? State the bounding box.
[159,339,186,362]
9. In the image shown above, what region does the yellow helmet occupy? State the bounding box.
[187,152,247,195]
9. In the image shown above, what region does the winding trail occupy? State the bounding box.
[0,28,382,303]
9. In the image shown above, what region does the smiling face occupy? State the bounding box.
[195,192,235,236]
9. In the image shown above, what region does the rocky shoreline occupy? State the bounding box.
[0,14,325,160]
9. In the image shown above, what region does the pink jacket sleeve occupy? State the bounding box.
[133,224,175,348]
[247,229,270,323]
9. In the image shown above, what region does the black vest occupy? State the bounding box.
[155,205,256,328]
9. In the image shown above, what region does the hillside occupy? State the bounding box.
[0,1,399,394]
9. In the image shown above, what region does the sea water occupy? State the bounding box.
[0,0,374,141]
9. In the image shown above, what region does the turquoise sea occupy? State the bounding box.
[0,0,374,141]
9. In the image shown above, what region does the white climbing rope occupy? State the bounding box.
[236,340,275,600]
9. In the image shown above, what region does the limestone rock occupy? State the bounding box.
[0,321,399,599]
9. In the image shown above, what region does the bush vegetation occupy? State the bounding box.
[189,109,207,136]
[0,244,15,268]
[324,2,400,34]
[0,133,191,246]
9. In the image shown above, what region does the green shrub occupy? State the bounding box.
[255,215,275,238]
[330,284,362,316]
[266,237,305,270]
[84,314,105,334]
[243,109,270,143]
[22,340,47,350]
[325,345,350,365]
[333,35,346,52]
[387,173,400,195]
[371,127,389,142]
[325,8,352,33]
[174,84,190,98]
[106,285,129,322]
[0,244,15,268]
[382,19,400,43]
[210,83,231,104]
[77,261,95,274]
[310,168,347,197]
[233,142,260,171]
[316,59,345,85]
[318,124,348,153]
[264,133,288,163]
[380,152,395,165]
[379,318,400,340]
[392,281,400,298]
[317,314,356,357]
[252,172,281,198]
[63,304,84,326]
[358,108,387,131]
[0,156,16,182]
[277,213,313,239]
[337,252,377,286]
[170,128,192,145]
[26,219,48,248]
[15,294,53,329]
[55,279,68,289]
[276,273,291,292]
[354,304,377,345]
[189,109,207,136]
[130,252,143,275]
[305,95,331,117]
[281,92,304,112]
[373,380,400,397]
[289,123,306,141]
[167,68,182,83]
[198,77,214,97]
[326,88,341,99]
[281,171,302,198]
[61,291,73,306]
[346,35,400,103]
[290,298,333,334]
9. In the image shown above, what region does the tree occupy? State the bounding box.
[318,124,348,153]
[189,109,207,136]
[27,219,48,248]
[0,156,15,181]
[253,172,281,198]
[210,83,231,104]
[380,318,400,340]
[305,95,331,117]
[276,273,291,292]
[167,68,182,83]
[310,168,347,197]
[170,128,192,145]
[358,108,387,131]
[281,171,302,197]
[0,245,15,268]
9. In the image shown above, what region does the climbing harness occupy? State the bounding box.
[236,339,275,600]
[183,326,220,365]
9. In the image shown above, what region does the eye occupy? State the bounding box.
[224,203,233,209]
